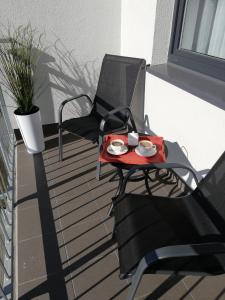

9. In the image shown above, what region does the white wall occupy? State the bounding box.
[151,0,175,64]
[2,0,225,184]
[145,74,225,174]
[1,0,121,127]
[121,0,157,62]
[121,0,225,186]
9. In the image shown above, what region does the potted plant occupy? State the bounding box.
[0,24,45,154]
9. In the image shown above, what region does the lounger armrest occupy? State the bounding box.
[99,106,137,133]
[131,242,225,281]
[119,162,198,195]
[58,94,93,127]
[145,242,225,266]
[125,242,225,296]
[152,162,198,185]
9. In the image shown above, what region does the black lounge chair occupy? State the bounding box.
[113,151,225,300]
[58,54,146,179]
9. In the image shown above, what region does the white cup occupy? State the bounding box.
[110,139,124,153]
[128,131,139,146]
[138,140,156,155]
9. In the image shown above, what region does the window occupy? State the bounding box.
[169,0,225,81]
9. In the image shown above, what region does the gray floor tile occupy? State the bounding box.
[17,206,43,242]
[16,184,39,211]
[53,187,104,229]
[16,133,223,300]
[184,275,225,300]
[16,156,36,187]
[18,273,75,300]
[18,233,66,285]
[62,218,114,268]
[135,275,193,300]
[72,251,129,300]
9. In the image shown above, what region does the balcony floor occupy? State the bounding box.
[15,132,225,300]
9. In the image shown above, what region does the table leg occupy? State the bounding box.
[155,169,177,185]
[116,168,125,196]
[144,170,152,195]
[107,168,124,217]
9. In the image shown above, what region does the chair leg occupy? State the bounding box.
[96,161,101,180]
[59,127,63,161]
[107,203,114,217]
[111,218,116,240]
[96,135,103,180]
[115,168,124,196]
[144,170,152,196]
[126,258,148,300]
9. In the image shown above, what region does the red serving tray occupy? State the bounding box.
[99,134,166,165]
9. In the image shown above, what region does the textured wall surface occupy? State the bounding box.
[145,73,225,185]
[2,0,225,182]
[121,0,157,63]
[1,0,121,127]
[121,0,225,186]
[151,0,175,65]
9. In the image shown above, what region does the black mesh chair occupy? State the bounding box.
[113,151,225,300]
[58,54,146,179]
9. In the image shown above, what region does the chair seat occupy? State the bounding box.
[114,194,225,277]
[62,114,125,142]
[62,115,100,141]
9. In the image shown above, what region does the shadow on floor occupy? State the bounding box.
[17,134,225,300]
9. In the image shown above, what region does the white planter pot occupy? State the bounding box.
[14,106,45,154]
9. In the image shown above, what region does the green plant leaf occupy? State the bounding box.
[0,24,44,113]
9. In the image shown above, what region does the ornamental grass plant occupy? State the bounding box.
[0,24,43,114]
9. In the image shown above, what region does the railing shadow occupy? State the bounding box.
[17,153,215,300]
[18,131,222,300]
[19,153,68,299]
[144,274,184,300]
[18,152,117,299]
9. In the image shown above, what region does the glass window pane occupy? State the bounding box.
[180,0,225,60]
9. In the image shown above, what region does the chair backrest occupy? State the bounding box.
[92,54,146,127]
[193,151,225,236]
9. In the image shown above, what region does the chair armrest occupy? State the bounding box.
[120,162,199,195]
[146,242,225,266]
[58,94,93,127]
[131,242,225,279]
[99,106,137,134]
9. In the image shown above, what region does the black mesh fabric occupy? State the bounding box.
[92,54,145,123]
[193,151,225,236]
[62,115,100,141]
[114,190,225,277]
[62,114,124,141]
[62,54,146,139]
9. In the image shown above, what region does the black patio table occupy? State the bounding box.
[99,133,170,216]
[110,142,169,196]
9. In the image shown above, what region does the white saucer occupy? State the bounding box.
[107,145,128,156]
[135,146,157,157]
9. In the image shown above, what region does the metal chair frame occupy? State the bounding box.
[58,54,146,180]
[113,153,225,300]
